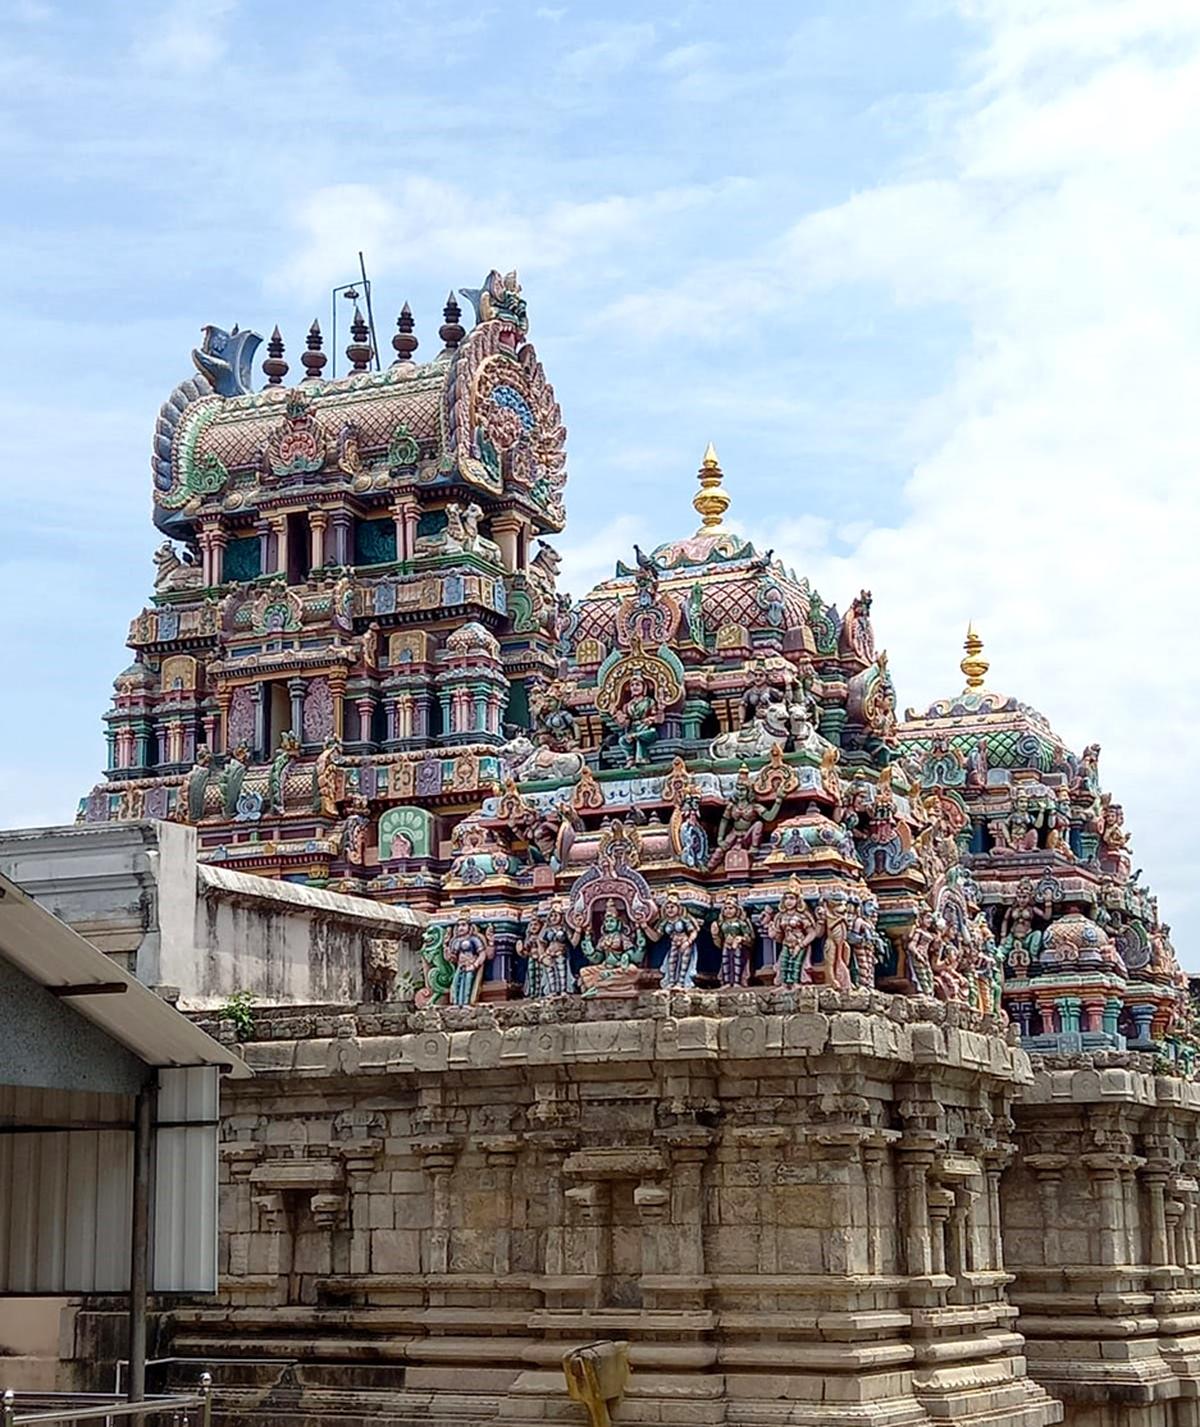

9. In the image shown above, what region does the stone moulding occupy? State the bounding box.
[71,992,1059,1427]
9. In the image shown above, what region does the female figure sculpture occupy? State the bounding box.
[712,894,756,987]
[614,673,661,767]
[763,885,819,988]
[658,894,701,990]
[820,890,854,990]
[447,920,493,1005]
[905,909,938,996]
[847,897,883,990]
[521,901,574,997]
[580,900,645,996]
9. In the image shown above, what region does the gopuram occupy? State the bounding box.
[64,271,1200,1427]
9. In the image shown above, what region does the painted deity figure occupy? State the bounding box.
[742,663,783,726]
[521,902,575,997]
[965,738,989,791]
[669,780,709,869]
[970,909,1002,1015]
[267,731,300,815]
[848,897,884,990]
[313,735,344,817]
[707,771,785,872]
[905,908,938,996]
[339,794,371,866]
[220,743,250,819]
[820,890,854,990]
[1000,877,1053,976]
[841,589,876,663]
[711,894,756,988]
[580,900,645,995]
[447,920,493,1006]
[763,885,819,989]
[1045,788,1074,858]
[530,676,578,752]
[1072,742,1101,793]
[183,745,212,823]
[657,895,701,990]
[1007,794,1039,852]
[1098,798,1132,877]
[614,673,661,767]
[931,927,969,1004]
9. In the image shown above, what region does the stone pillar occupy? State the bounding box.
[733,1127,787,1274]
[481,1136,521,1279]
[330,670,347,741]
[256,519,271,574]
[415,1139,458,1276]
[928,1186,953,1277]
[210,527,227,586]
[1120,1160,1141,1262]
[1026,1153,1069,1267]
[1103,996,1123,1038]
[634,1180,670,1282]
[392,498,418,560]
[531,1133,574,1282]
[269,515,287,575]
[1083,1153,1128,1265]
[1142,1162,1173,1267]
[1082,997,1105,1033]
[355,695,377,750]
[661,1127,712,1280]
[309,509,328,571]
[490,514,522,574]
[863,1138,890,1275]
[330,510,353,567]
[898,1146,936,1279]
[288,677,306,740]
[563,1181,609,1307]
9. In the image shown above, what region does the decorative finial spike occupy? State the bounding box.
[692,442,730,533]
[263,325,288,386]
[439,291,465,350]
[346,306,372,373]
[300,320,327,381]
[961,623,989,691]
[391,302,418,365]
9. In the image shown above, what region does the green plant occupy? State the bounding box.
[218,989,256,1042]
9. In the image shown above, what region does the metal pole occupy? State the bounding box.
[358,252,381,372]
[128,1082,156,1403]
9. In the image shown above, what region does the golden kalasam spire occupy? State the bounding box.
[693,442,730,532]
[961,622,990,691]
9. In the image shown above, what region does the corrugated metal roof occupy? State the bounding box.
[0,871,251,1079]
[199,863,427,929]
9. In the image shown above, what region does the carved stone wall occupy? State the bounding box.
[65,992,1062,1427]
[1007,1059,1200,1427]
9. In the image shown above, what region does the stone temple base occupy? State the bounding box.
[68,990,1062,1427]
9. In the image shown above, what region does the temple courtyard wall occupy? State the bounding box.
[6,823,1200,1426]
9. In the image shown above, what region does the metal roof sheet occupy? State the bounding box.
[0,871,251,1079]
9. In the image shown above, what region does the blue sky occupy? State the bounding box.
[2,0,1198,959]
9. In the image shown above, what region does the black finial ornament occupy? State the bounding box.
[439,292,465,350]
[346,306,372,373]
[263,326,288,386]
[392,302,418,364]
[301,320,327,381]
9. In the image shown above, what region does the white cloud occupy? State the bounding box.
[561,0,1200,956]
[273,176,744,299]
[774,1,1200,954]
[559,22,655,81]
[134,0,237,74]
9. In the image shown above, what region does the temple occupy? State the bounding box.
[53,272,1200,1427]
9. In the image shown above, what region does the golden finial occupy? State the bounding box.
[960,622,989,691]
[693,442,730,532]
